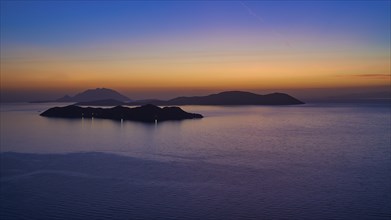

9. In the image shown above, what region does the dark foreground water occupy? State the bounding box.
[1,103,390,219]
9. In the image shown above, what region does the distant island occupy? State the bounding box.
[132,91,305,105]
[40,104,203,122]
[31,88,131,103]
[32,88,305,106]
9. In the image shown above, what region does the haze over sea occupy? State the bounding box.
[1,102,390,219]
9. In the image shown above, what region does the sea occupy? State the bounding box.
[1,102,390,219]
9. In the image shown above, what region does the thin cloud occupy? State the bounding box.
[240,1,264,23]
[239,1,291,47]
[348,74,390,78]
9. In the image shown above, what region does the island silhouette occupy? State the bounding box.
[40,104,203,122]
[31,88,131,103]
[32,88,305,105]
[132,91,305,105]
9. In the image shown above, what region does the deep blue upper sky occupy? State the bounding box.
[1,1,390,49]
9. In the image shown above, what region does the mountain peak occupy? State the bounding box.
[56,88,131,102]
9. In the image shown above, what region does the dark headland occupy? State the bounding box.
[40,104,203,122]
[133,91,305,105]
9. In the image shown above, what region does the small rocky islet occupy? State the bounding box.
[40,104,203,123]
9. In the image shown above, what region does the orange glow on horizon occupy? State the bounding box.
[1,30,390,98]
[2,54,389,91]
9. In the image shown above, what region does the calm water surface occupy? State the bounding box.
[1,103,390,219]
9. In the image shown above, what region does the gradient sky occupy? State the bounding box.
[1,1,390,101]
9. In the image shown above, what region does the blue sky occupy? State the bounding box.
[2,1,389,49]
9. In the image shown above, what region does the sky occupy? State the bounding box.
[1,1,390,101]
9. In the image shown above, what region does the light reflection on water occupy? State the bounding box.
[1,103,390,219]
[1,103,390,166]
